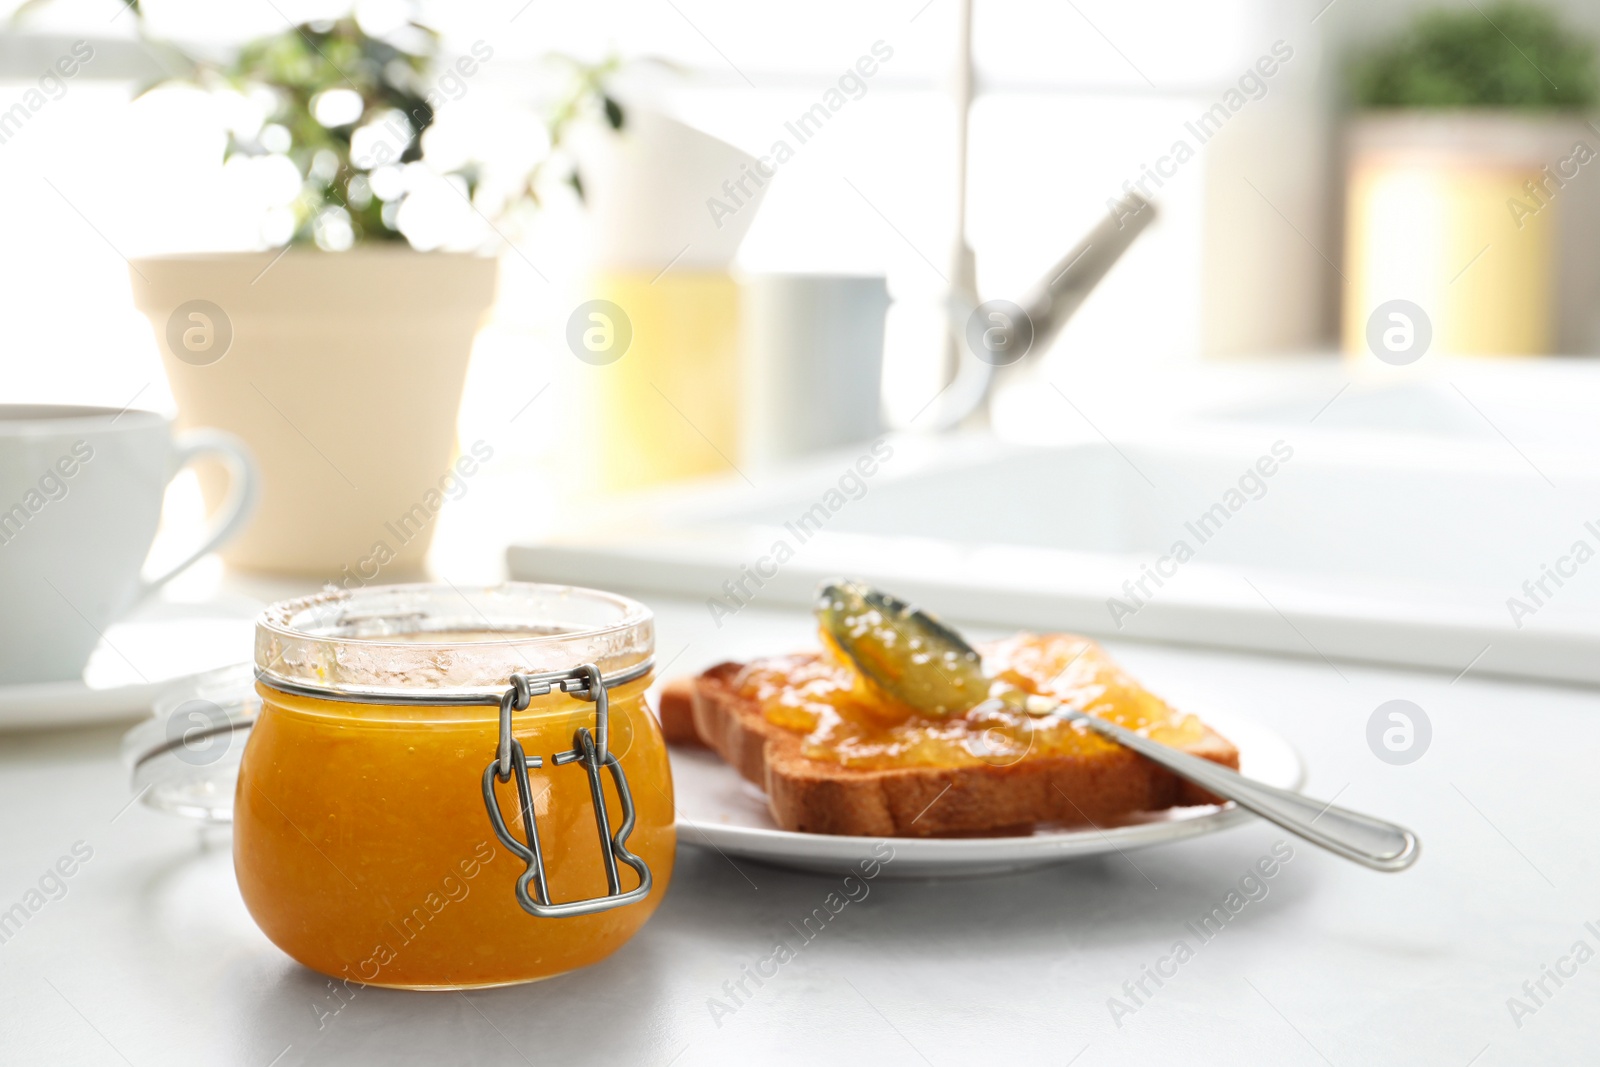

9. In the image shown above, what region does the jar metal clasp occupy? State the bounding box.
[480,664,653,918]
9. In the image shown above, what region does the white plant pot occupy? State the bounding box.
[130,248,497,577]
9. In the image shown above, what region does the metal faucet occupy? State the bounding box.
[926,0,1158,431]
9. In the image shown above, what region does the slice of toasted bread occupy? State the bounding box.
[656,676,704,747]
[686,660,1239,838]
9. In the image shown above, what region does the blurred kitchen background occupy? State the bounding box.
[8,0,1600,700]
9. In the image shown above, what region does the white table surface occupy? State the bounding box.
[2,590,1596,1067]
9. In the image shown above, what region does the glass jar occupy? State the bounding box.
[237,583,674,989]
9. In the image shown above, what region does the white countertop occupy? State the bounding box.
[2,592,1596,1066]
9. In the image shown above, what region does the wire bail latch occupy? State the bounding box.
[480,664,652,918]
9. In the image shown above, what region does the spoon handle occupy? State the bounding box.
[1064,710,1420,872]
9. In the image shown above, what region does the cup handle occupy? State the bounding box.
[135,429,260,602]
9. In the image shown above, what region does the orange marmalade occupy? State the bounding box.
[734,633,1206,769]
[237,584,674,989]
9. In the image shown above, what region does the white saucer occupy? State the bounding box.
[0,611,257,730]
[0,677,169,730]
[671,708,1304,879]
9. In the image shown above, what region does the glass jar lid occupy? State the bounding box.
[123,662,259,824]
[254,583,654,703]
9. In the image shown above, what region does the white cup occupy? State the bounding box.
[740,274,890,468]
[0,406,258,686]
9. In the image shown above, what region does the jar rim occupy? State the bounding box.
[255,582,654,702]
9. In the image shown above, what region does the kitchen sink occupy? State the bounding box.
[512,356,1600,684]
[511,411,1600,686]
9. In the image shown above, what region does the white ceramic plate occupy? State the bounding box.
[0,676,169,730]
[0,613,255,730]
[672,708,1304,878]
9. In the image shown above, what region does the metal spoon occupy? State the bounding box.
[817,582,1420,873]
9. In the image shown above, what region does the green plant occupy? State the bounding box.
[16,1,621,248]
[1351,2,1597,110]
[214,19,622,248]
